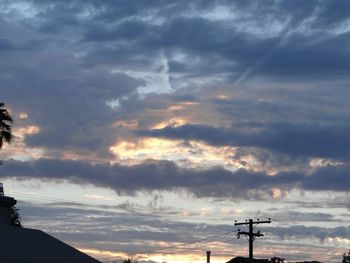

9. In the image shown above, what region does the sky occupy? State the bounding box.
[1,0,350,262]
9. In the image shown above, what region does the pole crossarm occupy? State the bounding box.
[237,231,264,237]
[234,219,271,226]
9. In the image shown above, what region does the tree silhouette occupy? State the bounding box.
[0,102,13,165]
[270,257,285,263]
[10,206,22,227]
[343,250,350,263]
[0,102,13,149]
[122,258,137,263]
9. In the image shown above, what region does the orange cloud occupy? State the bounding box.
[109,138,242,171]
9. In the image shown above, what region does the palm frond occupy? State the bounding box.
[0,114,13,123]
[1,131,12,143]
[0,102,13,149]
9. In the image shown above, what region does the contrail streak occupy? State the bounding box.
[234,5,322,85]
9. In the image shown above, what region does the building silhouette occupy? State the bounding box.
[0,183,102,263]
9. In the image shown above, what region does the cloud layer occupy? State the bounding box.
[3,158,350,198]
[1,1,350,262]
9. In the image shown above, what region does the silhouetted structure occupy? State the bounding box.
[0,183,17,225]
[226,257,269,263]
[0,102,13,150]
[207,250,211,263]
[343,250,350,263]
[0,223,102,263]
[234,218,271,261]
[122,258,138,263]
[270,257,285,263]
[0,184,102,263]
[227,257,320,263]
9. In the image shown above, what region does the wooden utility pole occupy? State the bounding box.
[234,218,271,262]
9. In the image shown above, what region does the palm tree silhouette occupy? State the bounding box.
[0,102,13,149]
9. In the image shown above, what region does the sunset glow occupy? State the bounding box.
[1,1,350,263]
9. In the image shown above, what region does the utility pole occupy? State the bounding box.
[234,218,271,262]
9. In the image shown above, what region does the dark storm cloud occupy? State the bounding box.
[81,17,271,78]
[76,0,350,81]
[256,33,350,79]
[303,165,350,191]
[137,122,350,159]
[128,80,350,163]
[0,38,16,51]
[316,1,350,25]
[1,0,349,139]
[2,158,350,198]
[1,0,350,199]
[1,1,350,261]
[0,50,143,153]
[2,0,347,81]
[83,20,153,43]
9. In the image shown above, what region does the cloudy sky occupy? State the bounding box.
[1,0,350,262]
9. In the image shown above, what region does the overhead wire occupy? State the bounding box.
[13,193,317,253]
[131,230,234,255]
[8,191,119,208]
[8,191,237,254]
[8,192,327,255]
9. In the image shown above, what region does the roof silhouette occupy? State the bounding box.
[0,223,102,263]
[226,257,270,263]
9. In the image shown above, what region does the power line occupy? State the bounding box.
[10,192,75,203]
[133,231,234,255]
[8,191,119,208]
[9,191,236,255]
